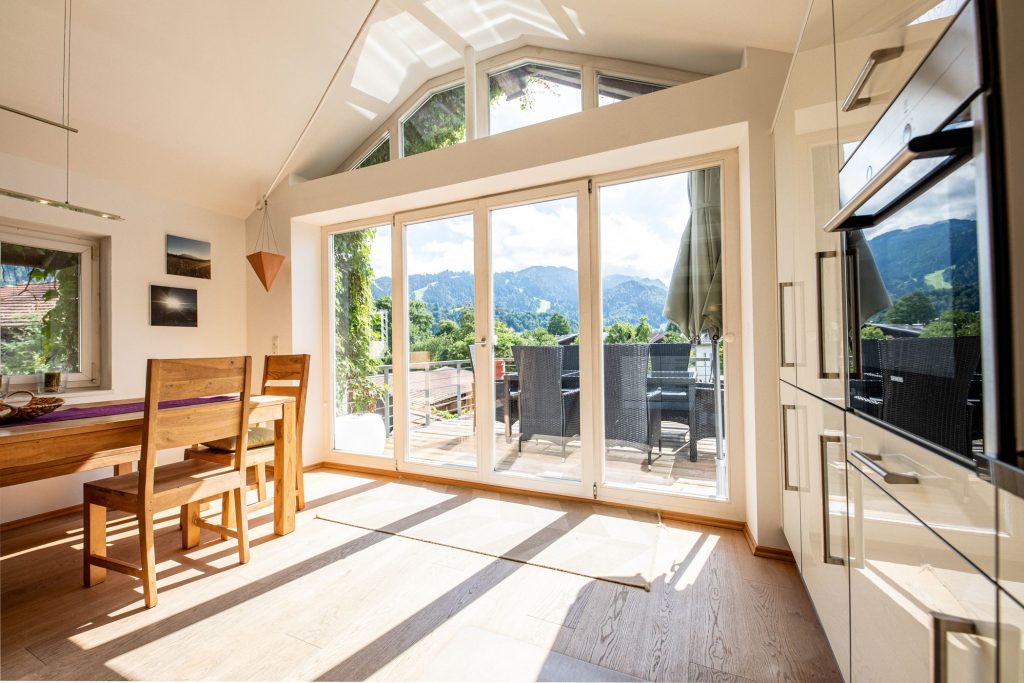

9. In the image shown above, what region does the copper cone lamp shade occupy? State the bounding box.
[247,250,285,292]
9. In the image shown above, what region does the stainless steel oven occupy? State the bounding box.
[826,0,1014,467]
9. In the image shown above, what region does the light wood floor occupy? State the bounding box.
[0,470,840,681]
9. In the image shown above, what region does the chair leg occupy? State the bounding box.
[255,463,268,502]
[83,501,107,587]
[233,488,250,564]
[220,492,234,540]
[295,462,306,511]
[139,511,158,608]
[182,502,200,549]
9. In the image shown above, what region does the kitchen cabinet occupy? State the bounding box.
[848,463,998,682]
[1001,590,1024,682]
[780,380,801,569]
[996,463,1024,605]
[772,0,845,405]
[796,388,850,680]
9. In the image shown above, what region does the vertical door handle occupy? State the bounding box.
[845,250,862,379]
[820,434,845,566]
[779,282,795,368]
[815,251,841,380]
[782,404,797,491]
[932,613,978,683]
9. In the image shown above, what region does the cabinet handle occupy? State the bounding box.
[845,249,862,379]
[932,612,977,683]
[782,404,797,491]
[778,282,795,368]
[815,251,840,380]
[850,450,919,485]
[841,46,904,112]
[820,435,845,566]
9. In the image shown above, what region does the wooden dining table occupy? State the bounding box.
[0,394,298,535]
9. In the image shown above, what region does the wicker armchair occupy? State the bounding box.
[603,344,661,464]
[650,343,692,374]
[511,345,580,458]
[687,384,719,462]
[878,336,981,456]
[468,345,518,431]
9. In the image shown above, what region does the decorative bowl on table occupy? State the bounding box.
[0,391,65,424]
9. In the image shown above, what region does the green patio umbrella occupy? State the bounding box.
[663,167,722,339]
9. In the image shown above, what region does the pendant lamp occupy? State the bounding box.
[247,197,285,292]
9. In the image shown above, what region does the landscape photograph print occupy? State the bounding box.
[150,285,198,327]
[166,234,211,279]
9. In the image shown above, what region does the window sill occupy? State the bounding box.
[4,386,114,405]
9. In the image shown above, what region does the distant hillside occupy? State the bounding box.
[868,218,979,313]
[373,265,671,331]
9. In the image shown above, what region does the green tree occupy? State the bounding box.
[334,230,384,413]
[885,291,936,325]
[409,300,435,343]
[662,322,687,343]
[546,312,571,336]
[634,316,653,343]
[861,325,887,340]
[921,309,982,338]
[604,322,637,344]
[402,86,466,156]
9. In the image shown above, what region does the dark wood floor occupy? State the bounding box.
[0,469,840,681]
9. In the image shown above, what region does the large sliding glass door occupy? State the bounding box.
[326,155,738,514]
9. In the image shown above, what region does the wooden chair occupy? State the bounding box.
[83,356,253,608]
[185,354,310,522]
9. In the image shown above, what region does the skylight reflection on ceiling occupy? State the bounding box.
[424,0,565,52]
[351,11,461,104]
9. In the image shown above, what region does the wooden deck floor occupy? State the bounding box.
[0,469,839,682]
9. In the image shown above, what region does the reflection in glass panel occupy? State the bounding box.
[354,136,390,170]
[850,160,984,457]
[331,226,394,457]
[489,63,582,135]
[490,197,581,482]
[597,74,667,107]
[598,169,727,499]
[0,241,82,374]
[402,84,466,158]
[404,214,476,467]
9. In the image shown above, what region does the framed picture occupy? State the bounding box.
[150,285,198,327]
[166,234,211,279]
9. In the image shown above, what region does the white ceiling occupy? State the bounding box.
[0,0,806,218]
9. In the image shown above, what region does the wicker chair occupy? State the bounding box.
[687,384,719,462]
[468,345,518,431]
[650,343,692,374]
[648,343,692,428]
[511,345,580,458]
[603,344,661,464]
[878,336,981,456]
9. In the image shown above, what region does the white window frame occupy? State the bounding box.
[350,134,391,171]
[398,77,467,159]
[483,58,585,137]
[0,226,102,390]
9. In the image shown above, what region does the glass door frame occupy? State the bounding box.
[321,151,745,519]
[587,152,745,521]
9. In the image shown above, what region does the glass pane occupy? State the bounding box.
[598,169,727,499]
[488,63,582,135]
[490,196,581,482]
[405,214,476,467]
[331,225,394,457]
[850,159,984,458]
[354,136,390,170]
[402,85,465,157]
[597,75,667,106]
[0,241,82,375]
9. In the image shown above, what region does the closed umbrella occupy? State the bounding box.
[663,167,725,461]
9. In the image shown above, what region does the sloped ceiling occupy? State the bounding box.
[0,0,806,219]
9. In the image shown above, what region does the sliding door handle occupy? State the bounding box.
[850,450,919,485]
[778,282,795,368]
[782,404,797,491]
[815,251,840,380]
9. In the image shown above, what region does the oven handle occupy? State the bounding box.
[824,126,973,233]
[841,46,904,112]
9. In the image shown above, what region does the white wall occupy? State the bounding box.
[0,152,248,523]
[246,47,792,547]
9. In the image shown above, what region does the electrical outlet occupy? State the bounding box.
[271,335,279,354]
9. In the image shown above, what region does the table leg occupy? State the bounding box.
[114,462,132,476]
[274,401,297,535]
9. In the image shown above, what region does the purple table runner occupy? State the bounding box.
[1,395,235,427]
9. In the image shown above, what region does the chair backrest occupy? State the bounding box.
[878,336,981,455]
[261,354,311,454]
[562,344,580,374]
[604,344,650,435]
[140,356,253,498]
[512,345,565,425]
[650,343,691,374]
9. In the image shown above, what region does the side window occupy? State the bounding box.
[0,230,101,388]
[354,136,391,170]
[401,85,466,157]
[597,74,668,106]
[488,63,582,134]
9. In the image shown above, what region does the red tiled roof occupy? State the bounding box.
[1,282,58,327]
